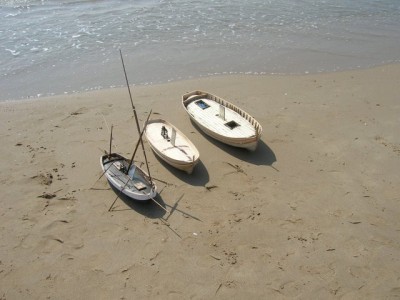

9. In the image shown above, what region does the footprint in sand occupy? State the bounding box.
[62,107,89,121]
[70,107,88,116]
[32,172,53,186]
[375,135,400,155]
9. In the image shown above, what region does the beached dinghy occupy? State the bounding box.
[100,50,161,211]
[100,153,157,201]
[182,90,262,151]
[100,113,156,203]
[145,119,200,174]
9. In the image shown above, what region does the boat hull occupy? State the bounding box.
[100,153,157,201]
[182,90,262,151]
[145,119,200,174]
[189,119,259,151]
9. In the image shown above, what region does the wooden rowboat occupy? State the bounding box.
[100,153,157,201]
[144,119,200,174]
[182,90,262,151]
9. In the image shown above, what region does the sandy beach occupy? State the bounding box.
[1,64,399,299]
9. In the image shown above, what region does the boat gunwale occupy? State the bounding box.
[182,90,262,150]
[182,90,262,140]
[144,118,200,166]
[100,153,156,200]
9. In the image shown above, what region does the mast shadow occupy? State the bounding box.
[108,183,167,219]
[189,120,277,166]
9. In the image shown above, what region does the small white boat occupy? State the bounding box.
[144,119,200,174]
[100,153,157,201]
[182,90,262,151]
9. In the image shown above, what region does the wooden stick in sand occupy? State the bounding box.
[148,195,170,214]
[108,178,131,212]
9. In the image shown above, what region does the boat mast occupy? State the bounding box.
[109,125,113,156]
[119,49,152,182]
[126,110,152,175]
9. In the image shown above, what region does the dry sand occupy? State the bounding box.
[0,64,399,299]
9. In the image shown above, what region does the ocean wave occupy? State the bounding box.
[0,0,399,100]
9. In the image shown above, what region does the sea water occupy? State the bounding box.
[1,0,399,101]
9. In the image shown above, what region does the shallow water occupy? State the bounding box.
[1,0,400,100]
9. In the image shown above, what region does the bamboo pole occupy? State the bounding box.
[127,110,152,175]
[119,49,153,183]
[108,177,131,212]
[109,125,113,156]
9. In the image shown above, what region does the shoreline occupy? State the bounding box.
[2,62,399,103]
[1,64,399,298]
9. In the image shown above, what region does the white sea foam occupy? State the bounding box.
[0,0,400,100]
[5,49,20,56]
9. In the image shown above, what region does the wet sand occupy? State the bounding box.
[0,64,399,299]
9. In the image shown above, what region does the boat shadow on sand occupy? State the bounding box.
[152,154,209,187]
[189,120,277,167]
[108,183,167,219]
